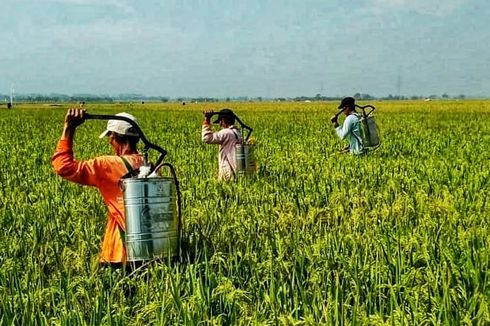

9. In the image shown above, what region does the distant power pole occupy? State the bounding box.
[8,86,14,109]
[396,66,402,99]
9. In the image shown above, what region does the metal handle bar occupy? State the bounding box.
[355,104,376,118]
[234,116,253,142]
[209,112,253,142]
[84,113,167,171]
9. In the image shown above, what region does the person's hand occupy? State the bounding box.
[330,115,338,124]
[203,110,214,123]
[204,110,214,119]
[64,108,86,129]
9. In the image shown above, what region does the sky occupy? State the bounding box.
[0,0,489,98]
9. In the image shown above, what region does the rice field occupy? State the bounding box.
[0,100,489,324]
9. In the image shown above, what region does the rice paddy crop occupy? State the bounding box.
[0,100,489,324]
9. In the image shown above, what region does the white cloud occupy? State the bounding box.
[368,0,469,16]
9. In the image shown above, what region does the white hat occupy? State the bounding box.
[98,112,139,138]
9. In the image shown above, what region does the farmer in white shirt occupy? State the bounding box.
[331,97,364,155]
[202,108,242,180]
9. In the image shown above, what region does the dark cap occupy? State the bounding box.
[338,97,355,110]
[213,108,236,124]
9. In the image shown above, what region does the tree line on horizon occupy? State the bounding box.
[0,92,469,105]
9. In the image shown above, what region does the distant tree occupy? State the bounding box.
[353,93,361,100]
[363,93,375,100]
[442,93,449,99]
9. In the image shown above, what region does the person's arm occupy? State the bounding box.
[201,110,225,144]
[202,123,226,144]
[335,115,353,140]
[51,108,104,187]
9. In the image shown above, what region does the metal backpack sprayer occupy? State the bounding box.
[233,114,256,177]
[335,104,381,150]
[355,104,380,149]
[85,114,182,264]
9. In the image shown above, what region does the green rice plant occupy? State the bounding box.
[0,100,489,324]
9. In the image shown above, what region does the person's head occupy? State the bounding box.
[213,108,236,128]
[99,112,140,154]
[338,97,356,115]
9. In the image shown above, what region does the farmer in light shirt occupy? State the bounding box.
[331,97,365,155]
[52,108,144,268]
[202,108,242,180]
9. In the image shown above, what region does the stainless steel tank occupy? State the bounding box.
[122,177,178,262]
[362,116,380,147]
[235,144,256,177]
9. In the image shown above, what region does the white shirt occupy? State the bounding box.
[202,124,242,180]
[335,113,364,155]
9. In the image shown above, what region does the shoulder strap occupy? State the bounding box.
[351,116,365,152]
[230,127,240,141]
[353,131,364,148]
[224,154,237,179]
[120,156,135,179]
[118,156,134,241]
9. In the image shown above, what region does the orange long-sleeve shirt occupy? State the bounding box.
[52,138,144,263]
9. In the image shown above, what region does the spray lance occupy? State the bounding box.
[85,113,182,263]
[209,111,257,177]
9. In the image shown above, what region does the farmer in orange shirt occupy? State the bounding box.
[52,108,144,268]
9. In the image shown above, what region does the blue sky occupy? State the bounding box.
[0,0,488,97]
